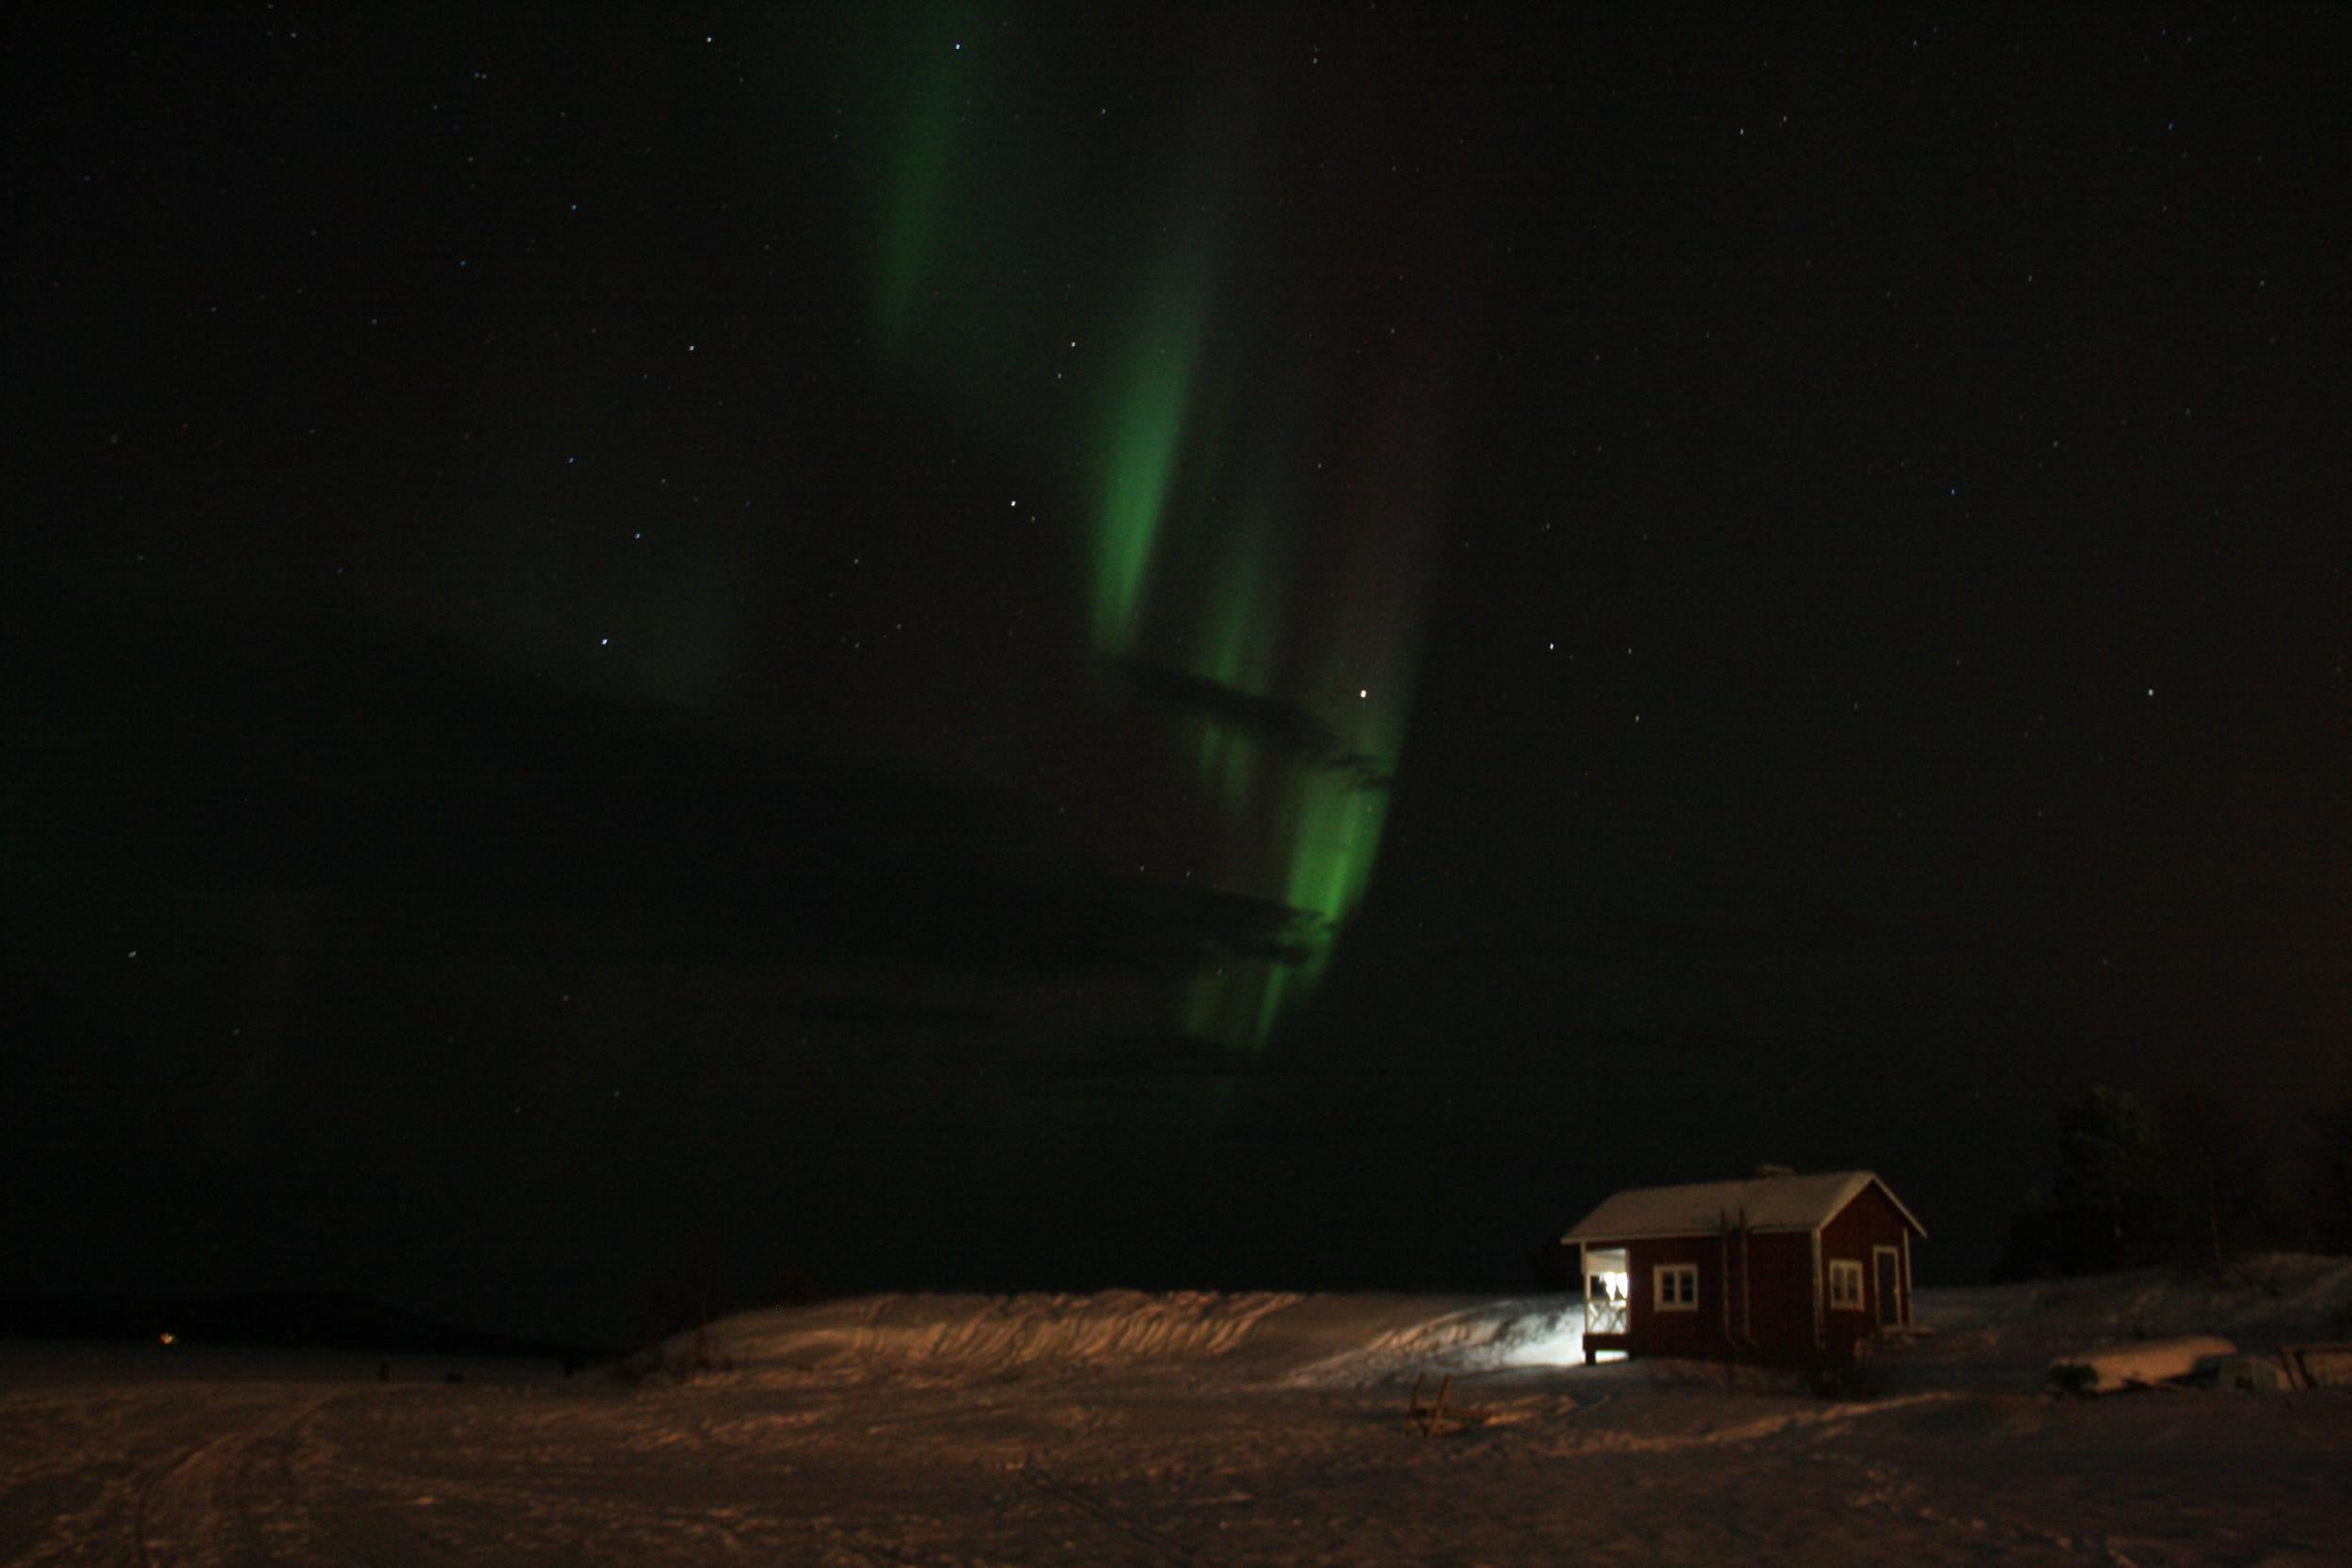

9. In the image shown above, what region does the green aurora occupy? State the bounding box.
[1092,262,1212,657]
[858,25,1443,1047]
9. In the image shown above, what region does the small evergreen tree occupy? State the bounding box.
[2154,1092,2277,1278]
[2306,1095,2352,1256]
[2049,1086,2171,1274]
[1994,1191,2063,1281]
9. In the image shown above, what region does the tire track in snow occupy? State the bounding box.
[1013,1452,1215,1568]
[130,1389,343,1568]
[293,1436,960,1567]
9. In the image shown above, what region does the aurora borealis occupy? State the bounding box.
[853,15,1460,1045]
[10,6,2352,1342]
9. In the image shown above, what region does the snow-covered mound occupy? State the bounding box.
[716,1291,1302,1380]
[648,1257,2352,1396]
[659,1291,1595,1388]
[1276,1296,1589,1386]
[1889,1254,2352,1393]
[1917,1255,2352,1348]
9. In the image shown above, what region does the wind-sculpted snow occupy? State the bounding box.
[1275,1297,1591,1386]
[731,1291,1305,1380]
[683,1291,1592,1387]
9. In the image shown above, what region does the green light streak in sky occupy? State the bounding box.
[1285,775,1388,954]
[848,13,1438,1053]
[1188,496,1290,808]
[1194,499,1281,692]
[1090,269,1209,655]
[1245,771,1375,1047]
[1179,669,1416,1049]
[1262,644,1420,1042]
[871,19,973,356]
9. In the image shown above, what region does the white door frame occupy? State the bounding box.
[1871,1243,1903,1327]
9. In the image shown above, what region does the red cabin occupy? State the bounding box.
[1564,1167,1924,1370]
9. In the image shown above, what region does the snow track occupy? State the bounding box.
[1013,1454,1208,1568]
[130,1390,342,1568]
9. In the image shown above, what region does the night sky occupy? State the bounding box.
[8,6,2348,1345]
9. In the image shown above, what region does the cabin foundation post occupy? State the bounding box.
[1580,1241,1597,1364]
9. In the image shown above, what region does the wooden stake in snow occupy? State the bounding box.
[1407,1371,1495,1435]
[1407,1371,1451,1435]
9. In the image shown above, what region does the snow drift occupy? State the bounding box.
[657,1291,1593,1387]
[650,1255,2352,1397]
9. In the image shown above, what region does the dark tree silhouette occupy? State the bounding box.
[2306,1096,2352,1256]
[2002,1086,2176,1277]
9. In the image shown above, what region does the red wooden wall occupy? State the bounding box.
[1598,1182,1914,1370]
[1817,1180,1912,1363]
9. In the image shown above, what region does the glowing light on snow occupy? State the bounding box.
[1490,1306,1588,1369]
[1498,1319,1585,1368]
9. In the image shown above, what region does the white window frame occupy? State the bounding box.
[1653,1262,1699,1312]
[1828,1259,1865,1311]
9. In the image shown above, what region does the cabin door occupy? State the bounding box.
[1873,1246,1901,1327]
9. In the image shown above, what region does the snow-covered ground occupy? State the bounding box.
[5,1260,2349,1566]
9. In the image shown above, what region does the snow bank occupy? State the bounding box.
[651,1256,2352,1397]
[1916,1255,2352,1347]
[666,1291,1594,1388]
[1886,1255,2352,1394]
[772,1291,1303,1376]
[1277,1296,1589,1386]
[2047,1335,2236,1395]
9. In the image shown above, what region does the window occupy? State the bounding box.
[1654,1263,1698,1311]
[1828,1259,1865,1310]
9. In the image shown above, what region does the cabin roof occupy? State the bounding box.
[1562,1170,1925,1243]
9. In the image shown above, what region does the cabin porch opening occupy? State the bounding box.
[1581,1244,1629,1358]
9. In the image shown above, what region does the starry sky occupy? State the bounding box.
[8,6,2349,1343]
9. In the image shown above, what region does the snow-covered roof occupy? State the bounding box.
[1562,1170,1925,1243]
